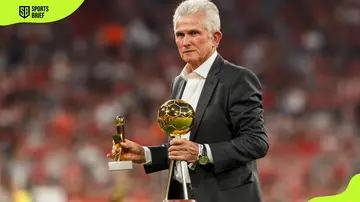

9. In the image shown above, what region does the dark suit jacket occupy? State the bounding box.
[144,54,269,202]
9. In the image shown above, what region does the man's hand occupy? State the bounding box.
[168,138,199,163]
[106,139,146,164]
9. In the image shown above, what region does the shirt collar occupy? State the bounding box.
[180,50,218,80]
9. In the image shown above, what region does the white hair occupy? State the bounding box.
[173,0,221,35]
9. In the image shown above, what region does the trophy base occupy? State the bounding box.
[163,200,196,202]
[108,161,133,171]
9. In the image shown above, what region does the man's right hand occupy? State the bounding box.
[106,139,146,164]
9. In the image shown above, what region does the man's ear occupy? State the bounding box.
[212,30,222,48]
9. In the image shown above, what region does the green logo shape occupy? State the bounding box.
[0,0,84,26]
[308,174,360,202]
[19,6,31,19]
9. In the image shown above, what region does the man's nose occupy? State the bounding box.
[183,35,191,47]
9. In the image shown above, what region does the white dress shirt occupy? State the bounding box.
[144,50,217,183]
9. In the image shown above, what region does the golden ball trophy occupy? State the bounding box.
[157,99,196,202]
[108,116,133,171]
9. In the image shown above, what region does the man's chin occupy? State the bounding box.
[182,56,198,64]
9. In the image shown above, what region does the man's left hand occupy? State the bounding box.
[168,138,199,163]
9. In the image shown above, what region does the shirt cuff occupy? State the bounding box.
[204,144,214,163]
[142,146,152,165]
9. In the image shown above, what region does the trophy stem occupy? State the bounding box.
[164,159,175,200]
[114,151,120,161]
[180,160,189,199]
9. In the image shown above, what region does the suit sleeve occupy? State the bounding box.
[143,144,170,174]
[209,68,269,173]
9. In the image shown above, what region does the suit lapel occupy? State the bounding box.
[189,55,224,141]
[171,76,187,99]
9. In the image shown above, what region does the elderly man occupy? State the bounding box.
[107,0,269,201]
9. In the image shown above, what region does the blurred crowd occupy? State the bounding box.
[1,0,360,201]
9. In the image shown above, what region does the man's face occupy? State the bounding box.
[175,12,221,67]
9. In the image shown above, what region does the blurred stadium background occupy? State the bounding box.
[1,0,360,201]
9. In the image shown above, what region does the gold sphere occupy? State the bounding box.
[157,99,195,137]
[115,116,125,126]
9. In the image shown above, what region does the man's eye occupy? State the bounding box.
[176,33,184,37]
[190,31,197,35]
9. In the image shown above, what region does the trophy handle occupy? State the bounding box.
[164,159,175,200]
[180,160,189,199]
[164,136,194,201]
[113,135,121,161]
[164,160,195,201]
